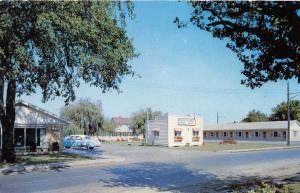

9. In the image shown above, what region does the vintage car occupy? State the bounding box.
[63,135,101,149]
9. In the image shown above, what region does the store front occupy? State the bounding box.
[0,101,68,151]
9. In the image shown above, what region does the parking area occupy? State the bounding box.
[2,144,300,192]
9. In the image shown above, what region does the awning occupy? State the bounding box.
[192,128,199,131]
[152,128,160,132]
[174,128,182,132]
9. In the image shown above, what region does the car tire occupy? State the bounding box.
[89,146,94,150]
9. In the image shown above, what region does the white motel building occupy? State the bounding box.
[146,114,203,147]
[0,101,68,151]
[203,120,300,144]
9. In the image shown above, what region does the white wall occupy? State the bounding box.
[167,115,203,147]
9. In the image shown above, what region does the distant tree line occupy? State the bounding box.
[242,100,300,122]
[60,100,162,138]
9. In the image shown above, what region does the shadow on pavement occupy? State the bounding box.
[98,161,267,192]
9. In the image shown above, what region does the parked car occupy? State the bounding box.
[63,135,101,149]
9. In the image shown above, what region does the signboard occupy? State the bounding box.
[178,118,196,126]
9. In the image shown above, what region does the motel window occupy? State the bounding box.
[238,132,242,137]
[230,132,233,138]
[245,132,249,138]
[210,132,214,137]
[37,128,46,147]
[274,131,278,137]
[14,128,25,147]
[174,131,182,137]
[193,131,199,137]
[294,131,298,137]
[223,132,227,137]
[255,131,259,137]
[153,131,159,138]
[283,131,287,138]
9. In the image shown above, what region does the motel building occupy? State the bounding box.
[0,101,68,152]
[146,114,203,147]
[203,120,300,144]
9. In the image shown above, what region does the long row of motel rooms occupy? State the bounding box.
[146,114,300,147]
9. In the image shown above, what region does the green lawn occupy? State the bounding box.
[180,142,291,152]
[0,153,92,168]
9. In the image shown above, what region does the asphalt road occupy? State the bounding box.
[1,145,300,193]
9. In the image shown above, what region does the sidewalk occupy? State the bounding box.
[0,154,124,175]
[222,145,300,153]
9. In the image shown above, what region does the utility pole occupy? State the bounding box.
[217,112,219,124]
[287,82,290,146]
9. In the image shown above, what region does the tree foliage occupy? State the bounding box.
[271,100,300,122]
[0,1,137,162]
[242,109,269,122]
[175,1,300,88]
[130,108,162,136]
[60,99,105,136]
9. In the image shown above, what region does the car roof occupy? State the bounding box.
[69,135,88,137]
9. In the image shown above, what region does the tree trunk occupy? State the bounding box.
[0,79,16,163]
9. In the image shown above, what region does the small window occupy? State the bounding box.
[175,131,182,137]
[239,132,242,137]
[210,132,214,137]
[255,131,259,137]
[230,132,233,138]
[216,132,219,138]
[153,131,159,137]
[223,132,227,137]
[274,131,278,137]
[193,131,199,137]
[294,131,297,137]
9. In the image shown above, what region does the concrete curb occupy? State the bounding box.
[0,155,124,175]
[222,145,300,153]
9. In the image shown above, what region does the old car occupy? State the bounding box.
[63,135,101,149]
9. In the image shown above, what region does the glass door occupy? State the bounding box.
[26,128,36,147]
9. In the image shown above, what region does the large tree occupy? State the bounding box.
[130,108,162,137]
[175,1,300,88]
[242,109,269,122]
[0,1,137,163]
[271,100,300,122]
[60,99,104,136]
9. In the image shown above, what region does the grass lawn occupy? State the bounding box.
[226,181,300,193]
[287,183,300,193]
[0,153,92,168]
[181,142,291,152]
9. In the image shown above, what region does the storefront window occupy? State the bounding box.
[37,128,47,147]
[14,128,25,147]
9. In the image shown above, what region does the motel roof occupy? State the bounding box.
[112,116,132,125]
[204,120,300,131]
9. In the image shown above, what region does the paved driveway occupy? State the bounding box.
[1,145,300,193]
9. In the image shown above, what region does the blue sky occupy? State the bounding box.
[21,1,300,124]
